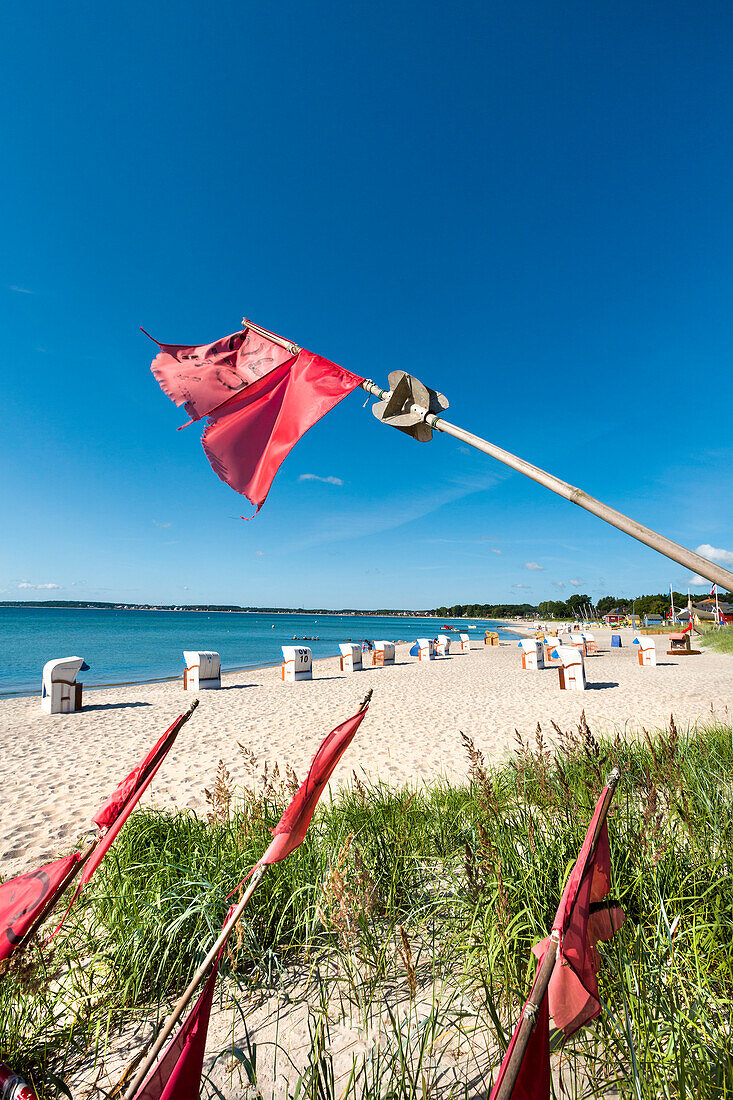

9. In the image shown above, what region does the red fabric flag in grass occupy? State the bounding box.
[0,855,80,962]
[259,705,369,866]
[533,787,625,1037]
[488,957,551,1100]
[147,320,363,516]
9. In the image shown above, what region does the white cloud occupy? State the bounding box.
[695,544,733,565]
[255,550,265,557]
[524,561,544,571]
[9,285,33,294]
[688,574,712,586]
[153,520,172,528]
[182,585,190,590]
[298,474,344,486]
[491,548,502,555]
[512,583,531,590]
[18,580,62,590]
[553,581,566,589]
[569,577,584,587]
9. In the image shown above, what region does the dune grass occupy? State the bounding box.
[1,714,732,1098]
[700,626,733,654]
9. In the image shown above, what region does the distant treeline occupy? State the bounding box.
[432,590,733,620]
[0,600,424,615]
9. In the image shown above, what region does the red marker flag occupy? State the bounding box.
[147,320,364,515]
[0,854,80,962]
[533,786,625,1037]
[488,959,551,1100]
[259,705,369,866]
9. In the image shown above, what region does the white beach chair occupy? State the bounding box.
[635,636,657,667]
[554,645,586,691]
[459,633,470,653]
[436,634,451,656]
[183,651,221,691]
[569,633,587,656]
[519,638,545,670]
[416,638,435,662]
[582,632,598,655]
[281,645,313,681]
[543,638,560,662]
[41,656,88,714]
[339,643,363,673]
[373,641,395,666]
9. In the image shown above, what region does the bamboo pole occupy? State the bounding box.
[493,767,621,1100]
[360,379,733,592]
[122,863,267,1100]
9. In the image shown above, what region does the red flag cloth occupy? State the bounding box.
[258,706,368,866]
[488,956,550,1100]
[130,950,223,1100]
[0,854,79,961]
[533,789,625,1037]
[147,321,363,515]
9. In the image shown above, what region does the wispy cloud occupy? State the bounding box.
[569,577,584,587]
[153,520,172,528]
[491,548,502,555]
[255,550,265,557]
[512,583,531,590]
[9,285,33,294]
[18,580,62,590]
[524,561,543,571]
[553,581,566,589]
[298,474,344,486]
[695,543,733,565]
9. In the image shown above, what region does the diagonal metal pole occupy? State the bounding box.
[360,378,733,592]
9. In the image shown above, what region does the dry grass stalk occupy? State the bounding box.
[397,924,417,999]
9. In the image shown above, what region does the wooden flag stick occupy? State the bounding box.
[493,766,621,1100]
[361,377,733,592]
[121,862,267,1100]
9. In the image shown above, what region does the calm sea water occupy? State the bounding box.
[0,608,513,697]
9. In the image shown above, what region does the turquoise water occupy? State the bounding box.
[0,608,514,697]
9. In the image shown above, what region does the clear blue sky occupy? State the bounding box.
[3,1,733,609]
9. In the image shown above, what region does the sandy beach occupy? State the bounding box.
[2,626,731,879]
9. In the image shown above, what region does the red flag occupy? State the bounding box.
[130,950,223,1100]
[533,788,625,1036]
[259,706,369,866]
[147,321,363,515]
[0,854,80,961]
[488,959,551,1100]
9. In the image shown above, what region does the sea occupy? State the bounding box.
[0,607,515,698]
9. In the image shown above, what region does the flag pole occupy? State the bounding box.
[492,766,621,1100]
[360,379,733,592]
[121,863,267,1100]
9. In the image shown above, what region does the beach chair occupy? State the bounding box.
[667,633,699,656]
[416,638,435,662]
[582,632,598,655]
[519,638,545,670]
[635,636,657,667]
[543,638,560,662]
[436,635,451,656]
[569,633,587,656]
[339,643,362,672]
[41,656,89,714]
[281,646,313,681]
[373,641,395,666]
[484,631,500,646]
[554,645,586,691]
[459,633,470,653]
[183,651,221,691]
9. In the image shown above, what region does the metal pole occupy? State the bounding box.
[360,380,733,592]
[122,864,267,1100]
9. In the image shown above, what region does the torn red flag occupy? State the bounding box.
[259,705,369,866]
[146,320,363,515]
[488,957,551,1100]
[533,787,625,1037]
[0,854,80,961]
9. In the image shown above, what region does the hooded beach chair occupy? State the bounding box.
[373,641,395,666]
[554,645,586,691]
[459,633,470,653]
[415,638,435,661]
[338,643,362,672]
[436,634,451,656]
[281,645,313,681]
[582,632,598,655]
[484,630,500,646]
[183,651,221,691]
[519,638,545,670]
[569,633,587,656]
[41,656,89,714]
[635,635,657,667]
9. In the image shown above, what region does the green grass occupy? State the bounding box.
[700,626,733,654]
[2,716,732,1098]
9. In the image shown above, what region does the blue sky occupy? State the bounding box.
[3,0,733,609]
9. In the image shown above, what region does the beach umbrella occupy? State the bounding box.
[490,768,624,1099]
[147,317,733,590]
[121,692,371,1100]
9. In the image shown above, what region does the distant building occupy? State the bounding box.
[644,614,664,627]
[603,608,625,625]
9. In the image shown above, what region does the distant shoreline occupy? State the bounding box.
[0,603,432,617]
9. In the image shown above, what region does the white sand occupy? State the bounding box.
[2,626,729,1096]
[1,627,730,878]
